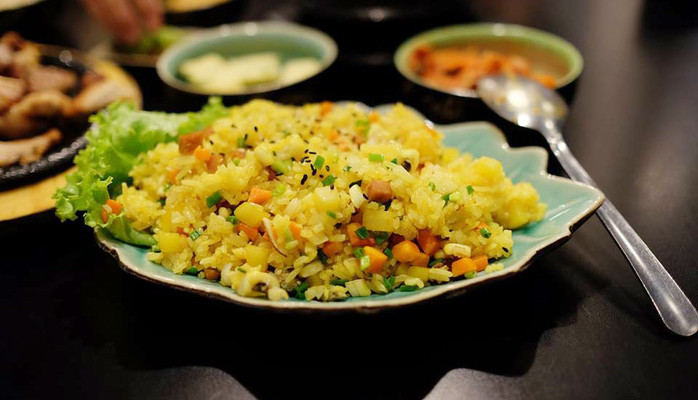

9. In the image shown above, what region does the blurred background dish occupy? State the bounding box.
[394,23,583,123]
[157,21,336,108]
[0,32,141,189]
[164,0,246,27]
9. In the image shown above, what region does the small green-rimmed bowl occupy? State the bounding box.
[157,21,337,99]
[394,23,583,123]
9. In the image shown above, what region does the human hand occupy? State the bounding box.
[80,0,164,44]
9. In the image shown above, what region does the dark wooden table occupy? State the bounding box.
[3,1,697,399]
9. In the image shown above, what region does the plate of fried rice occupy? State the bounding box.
[55,99,603,310]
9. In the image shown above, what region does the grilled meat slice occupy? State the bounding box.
[0,128,62,166]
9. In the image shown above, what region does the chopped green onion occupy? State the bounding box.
[322,174,336,186]
[353,247,365,258]
[271,160,291,174]
[238,267,247,273]
[480,227,492,239]
[368,153,384,162]
[294,282,309,299]
[372,231,389,245]
[390,158,398,164]
[330,278,348,286]
[428,182,436,191]
[464,271,477,279]
[399,284,419,292]
[158,198,166,206]
[359,255,371,270]
[314,155,325,169]
[184,267,199,276]
[318,249,328,264]
[428,258,443,267]
[355,226,369,239]
[236,136,246,148]
[283,228,294,242]
[466,185,474,195]
[326,211,337,219]
[382,275,396,291]
[164,183,171,191]
[206,191,222,207]
[442,193,451,204]
[272,184,286,197]
[383,248,393,259]
[343,166,352,172]
[189,229,202,240]
[233,159,240,166]
[226,215,239,225]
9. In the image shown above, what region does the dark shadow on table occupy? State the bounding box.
[55,224,655,400]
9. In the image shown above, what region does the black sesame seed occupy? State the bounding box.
[308,151,317,155]
[319,174,324,178]
[362,194,368,200]
[312,169,317,176]
[301,174,308,185]
[330,184,335,190]
[402,161,412,171]
[502,247,509,253]
[254,126,258,132]
[325,165,330,172]
[304,149,309,154]
[334,223,342,229]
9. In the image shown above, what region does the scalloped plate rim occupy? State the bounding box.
[94,119,604,311]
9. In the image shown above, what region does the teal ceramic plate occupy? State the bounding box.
[95,109,604,311]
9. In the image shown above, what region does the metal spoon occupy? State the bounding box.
[477,74,698,336]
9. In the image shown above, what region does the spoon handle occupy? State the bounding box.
[544,128,698,336]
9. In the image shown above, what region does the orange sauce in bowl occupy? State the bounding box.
[409,45,557,91]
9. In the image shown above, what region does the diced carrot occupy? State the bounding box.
[320,101,333,116]
[248,187,272,204]
[289,222,302,242]
[452,257,477,277]
[412,252,429,267]
[329,130,340,143]
[472,254,489,272]
[168,168,180,184]
[238,223,258,241]
[366,180,393,202]
[363,246,388,273]
[322,241,343,257]
[101,208,109,223]
[178,127,211,154]
[206,153,222,173]
[347,223,375,247]
[177,227,186,235]
[393,241,420,263]
[417,229,440,256]
[368,111,380,123]
[194,147,211,162]
[106,199,122,214]
[350,210,363,224]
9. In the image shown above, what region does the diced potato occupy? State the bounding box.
[396,264,409,276]
[407,266,429,282]
[363,208,395,232]
[246,245,270,268]
[313,186,340,211]
[159,232,186,253]
[234,202,268,228]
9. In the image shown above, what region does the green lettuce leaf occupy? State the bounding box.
[54,98,228,247]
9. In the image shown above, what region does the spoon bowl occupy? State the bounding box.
[477,74,698,337]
